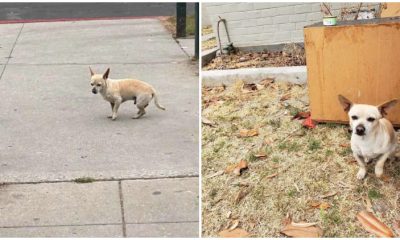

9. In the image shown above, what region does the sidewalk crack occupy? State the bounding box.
[0,23,24,81]
[118,180,127,237]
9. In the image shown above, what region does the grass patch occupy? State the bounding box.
[167,15,195,36]
[202,80,400,237]
[368,189,382,199]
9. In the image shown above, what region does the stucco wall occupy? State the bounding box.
[203,2,378,48]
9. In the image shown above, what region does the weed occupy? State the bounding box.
[368,189,382,199]
[308,138,321,151]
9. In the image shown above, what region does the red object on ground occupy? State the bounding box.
[302,116,316,129]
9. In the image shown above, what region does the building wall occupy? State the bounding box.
[204,2,378,48]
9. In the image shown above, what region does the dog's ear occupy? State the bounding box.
[89,66,94,76]
[338,95,353,112]
[103,68,110,79]
[378,99,398,116]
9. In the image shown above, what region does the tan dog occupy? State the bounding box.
[90,67,165,120]
[338,95,398,179]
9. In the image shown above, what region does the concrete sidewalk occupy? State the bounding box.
[0,18,198,237]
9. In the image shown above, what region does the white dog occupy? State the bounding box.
[338,95,398,179]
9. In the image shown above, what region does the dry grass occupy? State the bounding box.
[203,43,306,71]
[202,25,213,36]
[202,37,217,51]
[202,81,400,237]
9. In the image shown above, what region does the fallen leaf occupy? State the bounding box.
[281,222,323,237]
[234,188,250,204]
[381,174,391,182]
[309,201,331,210]
[206,170,224,179]
[321,191,337,199]
[259,78,275,86]
[302,116,316,129]
[218,228,250,238]
[242,83,259,93]
[228,220,239,230]
[393,220,400,236]
[239,129,259,138]
[254,152,267,158]
[225,160,248,176]
[263,173,278,179]
[356,210,394,237]
[339,143,350,148]
[226,211,232,219]
[292,111,311,120]
[202,117,215,127]
[291,222,318,227]
[280,93,291,101]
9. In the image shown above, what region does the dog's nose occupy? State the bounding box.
[355,125,365,136]
[92,88,97,94]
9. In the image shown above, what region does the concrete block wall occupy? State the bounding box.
[204,2,379,48]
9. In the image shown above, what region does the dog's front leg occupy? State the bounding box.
[111,99,121,121]
[375,152,390,178]
[108,102,115,118]
[354,154,367,180]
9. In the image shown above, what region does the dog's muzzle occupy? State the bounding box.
[355,124,366,136]
[92,88,97,94]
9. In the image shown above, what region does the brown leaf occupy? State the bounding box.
[259,78,275,86]
[234,188,250,204]
[280,93,291,101]
[219,228,250,238]
[242,83,258,93]
[227,219,240,231]
[339,143,350,148]
[309,201,331,210]
[321,191,337,199]
[264,173,278,179]
[356,210,394,237]
[225,160,248,176]
[205,170,224,179]
[254,152,267,158]
[281,222,323,237]
[239,129,259,138]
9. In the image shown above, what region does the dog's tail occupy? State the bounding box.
[152,90,166,111]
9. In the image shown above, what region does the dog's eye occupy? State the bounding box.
[367,117,375,122]
[351,116,358,120]
[90,83,94,86]
[96,84,101,87]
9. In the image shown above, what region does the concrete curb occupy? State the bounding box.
[202,66,307,86]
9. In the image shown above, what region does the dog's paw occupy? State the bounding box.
[375,168,384,178]
[357,169,367,180]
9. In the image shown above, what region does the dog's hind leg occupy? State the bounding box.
[133,94,151,119]
[375,152,390,178]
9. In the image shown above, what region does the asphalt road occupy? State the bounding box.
[0,2,195,21]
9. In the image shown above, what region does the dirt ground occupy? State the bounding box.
[202,81,400,237]
[202,44,306,71]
